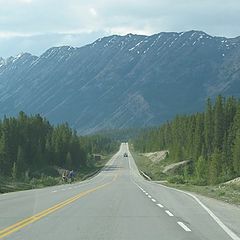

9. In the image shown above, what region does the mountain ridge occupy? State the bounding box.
[2,30,239,61]
[0,30,240,134]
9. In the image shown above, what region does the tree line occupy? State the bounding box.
[134,96,240,185]
[80,134,119,156]
[0,112,117,179]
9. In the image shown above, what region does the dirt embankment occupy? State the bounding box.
[162,160,191,174]
[224,177,240,185]
[142,151,168,163]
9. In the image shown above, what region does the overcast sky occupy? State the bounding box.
[0,0,240,58]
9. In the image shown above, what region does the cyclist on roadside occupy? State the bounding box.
[68,170,74,183]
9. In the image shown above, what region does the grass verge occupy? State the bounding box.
[130,150,167,181]
[163,182,240,206]
[131,149,240,206]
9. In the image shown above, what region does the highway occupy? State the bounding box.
[0,143,239,240]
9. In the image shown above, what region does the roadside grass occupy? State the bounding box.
[164,182,240,206]
[0,154,112,194]
[131,149,240,206]
[131,151,168,181]
[0,177,34,193]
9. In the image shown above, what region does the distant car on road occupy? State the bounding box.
[124,153,128,157]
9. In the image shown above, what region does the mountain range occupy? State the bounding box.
[0,30,240,133]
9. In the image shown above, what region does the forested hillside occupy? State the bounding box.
[134,96,240,185]
[0,112,117,180]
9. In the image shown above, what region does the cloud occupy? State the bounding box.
[17,0,33,4]
[0,31,38,39]
[0,0,240,57]
[89,7,97,17]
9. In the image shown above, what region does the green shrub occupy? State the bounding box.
[217,190,226,196]
[41,176,59,186]
[167,175,186,184]
[29,176,60,187]
[31,167,59,178]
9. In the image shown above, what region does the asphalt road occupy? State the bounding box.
[0,143,239,240]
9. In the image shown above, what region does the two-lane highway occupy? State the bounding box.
[0,143,239,239]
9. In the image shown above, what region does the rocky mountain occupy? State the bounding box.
[0,30,240,133]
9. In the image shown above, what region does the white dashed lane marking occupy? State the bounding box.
[136,184,192,234]
[177,222,191,232]
[165,210,174,217]
[157,203,164,208]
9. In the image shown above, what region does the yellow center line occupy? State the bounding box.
[0,173,119,239]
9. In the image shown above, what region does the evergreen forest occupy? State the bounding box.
[134,96,240,185]
[0,112,117,180]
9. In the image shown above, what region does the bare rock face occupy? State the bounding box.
[0,31,240,134]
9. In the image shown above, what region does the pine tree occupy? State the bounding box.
[16,146,26,178]
[213,95,225,150]
[221,132,234,180]
[66,152,72,169]
[0,133,11,176]
[224,97,237,131]
[204,98,213,155]
[12,162,17,180]
[35,142,44,168]
[193,113,204,161]
[195,156,207,185]
[232,130,240,175]
[208,148,221,185]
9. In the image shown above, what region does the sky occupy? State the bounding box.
[0,0,240,58]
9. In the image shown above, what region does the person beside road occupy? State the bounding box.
[68,170,75,183]
[62,170,68,183]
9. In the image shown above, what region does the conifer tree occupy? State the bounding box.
[232,130,240,175]
[208,148,221,185]
[213,95,225,150]
[195,156,207,185]
[16,146,26,178]
[66,152,72,169]
[204,98,213,155]
[12,162,17,180]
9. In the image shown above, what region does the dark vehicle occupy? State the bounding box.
[124,153,128,157]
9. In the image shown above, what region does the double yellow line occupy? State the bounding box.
[0,174,118,239]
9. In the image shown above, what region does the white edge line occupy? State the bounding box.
[133,165,240,240]
[132,163,239,239]
[178,222,191,232]
[150,182,240,240]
